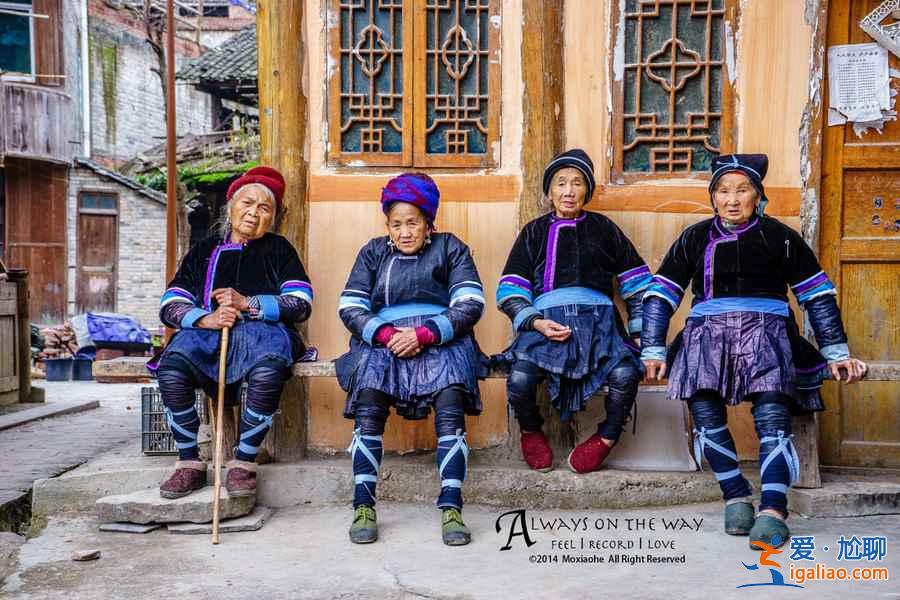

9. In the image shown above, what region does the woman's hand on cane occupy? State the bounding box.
[198,306,241,330]
[212,287,251,312]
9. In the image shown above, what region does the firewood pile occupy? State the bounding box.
[35,324,78,360]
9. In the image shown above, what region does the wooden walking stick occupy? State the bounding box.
[211,325,230,545]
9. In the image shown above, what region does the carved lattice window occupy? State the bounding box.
[328,0,500,168]
[612,0,736,181]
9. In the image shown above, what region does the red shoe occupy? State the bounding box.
[225,459,258,497]
[567,434,613,474]
[521,431,554,472]
[159,461,207,499]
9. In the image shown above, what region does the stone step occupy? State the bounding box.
[34,443,740,520]
[167,506,273,534]
[95,486,256,525]
[789,480,900,517]
[0,397,98,432]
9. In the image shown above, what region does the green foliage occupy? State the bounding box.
[135,161,259,193]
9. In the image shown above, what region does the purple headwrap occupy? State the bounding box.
[380,173,440,224]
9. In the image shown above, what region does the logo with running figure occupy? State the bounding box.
[736,536,804,589]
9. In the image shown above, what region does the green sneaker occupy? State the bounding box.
[349,505,378,544]
[724,500,755,536]
[441,508,471,546]
[749,514,790,550]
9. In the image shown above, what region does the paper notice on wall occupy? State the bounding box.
[828,43,894,135]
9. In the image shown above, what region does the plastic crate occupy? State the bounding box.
[141,387,207,455]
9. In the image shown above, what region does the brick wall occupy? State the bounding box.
[88,13,214,164]
[67,167,166,328]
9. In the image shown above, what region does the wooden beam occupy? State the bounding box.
[519,0,565,225]
[258,0,308,462]
[308,174,520,203]
[518,0,568,454]
[792,0,830,490]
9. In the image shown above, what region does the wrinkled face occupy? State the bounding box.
[386,202,429,255]
[229,185,276,240]
[549,167,588,219]
[713,172,759,225]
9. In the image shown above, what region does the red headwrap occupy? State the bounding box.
[226,166,286,211]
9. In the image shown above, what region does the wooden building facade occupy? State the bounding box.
[257,0,898,470]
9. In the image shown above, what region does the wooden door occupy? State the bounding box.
[3,158,67,324]
[76,193,118,314]
[0,281,19,406]
[819,0,900,469]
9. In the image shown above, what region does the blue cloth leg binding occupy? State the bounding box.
[694,425,753,501]
[436,428,469,510]
[165,405,200,461]
[758,430,800,516]
[349,428,383,508]
[234,406,276,462]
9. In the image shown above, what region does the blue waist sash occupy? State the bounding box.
[377,302,447,322]
[533,287,613,311]
[689,297,789,318]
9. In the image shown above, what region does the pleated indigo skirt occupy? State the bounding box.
[501,304,642,421]
[336,315,483,420]
[162,320,295,385]
[666,311,826,412]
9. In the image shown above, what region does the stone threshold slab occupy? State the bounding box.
[0,398,99,432]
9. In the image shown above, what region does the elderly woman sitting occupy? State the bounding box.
[156,167,313,499]
[497,149,651,474]
[336,173,485,546]
[641,154,866,549]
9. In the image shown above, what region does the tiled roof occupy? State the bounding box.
[177,26,256,83]
[74,158,166,204]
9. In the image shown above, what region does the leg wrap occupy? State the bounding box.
[434,388,468,510]
[234,406,276,461]
[752,395,797,516]
[350,389,389,508]
[233,361,287,462]
[506,360,544,432]
[598,359,640,442]
[158,357,201,461]
[349,429,383,509]
[689,393,752,501]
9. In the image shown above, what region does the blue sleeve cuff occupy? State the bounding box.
[820,343,850,364]
[181,308,211,329]
[512,306,542,332]
[640,346,666,361]
[257,295,281,322]
[427,314,455,345]
[628,318,642,335]
[361,317,389,346]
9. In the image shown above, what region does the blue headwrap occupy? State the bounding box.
[380,173,440,224]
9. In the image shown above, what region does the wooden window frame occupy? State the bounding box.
[0,1,37,82]
[76,190,119,309]
[327,0,501,169]
[609,0,738,184]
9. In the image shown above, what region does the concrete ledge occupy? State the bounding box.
[790,480,900,517]
[32,441,747,519]
[0,398,99,432]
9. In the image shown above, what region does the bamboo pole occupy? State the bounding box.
[211,326,230,545]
